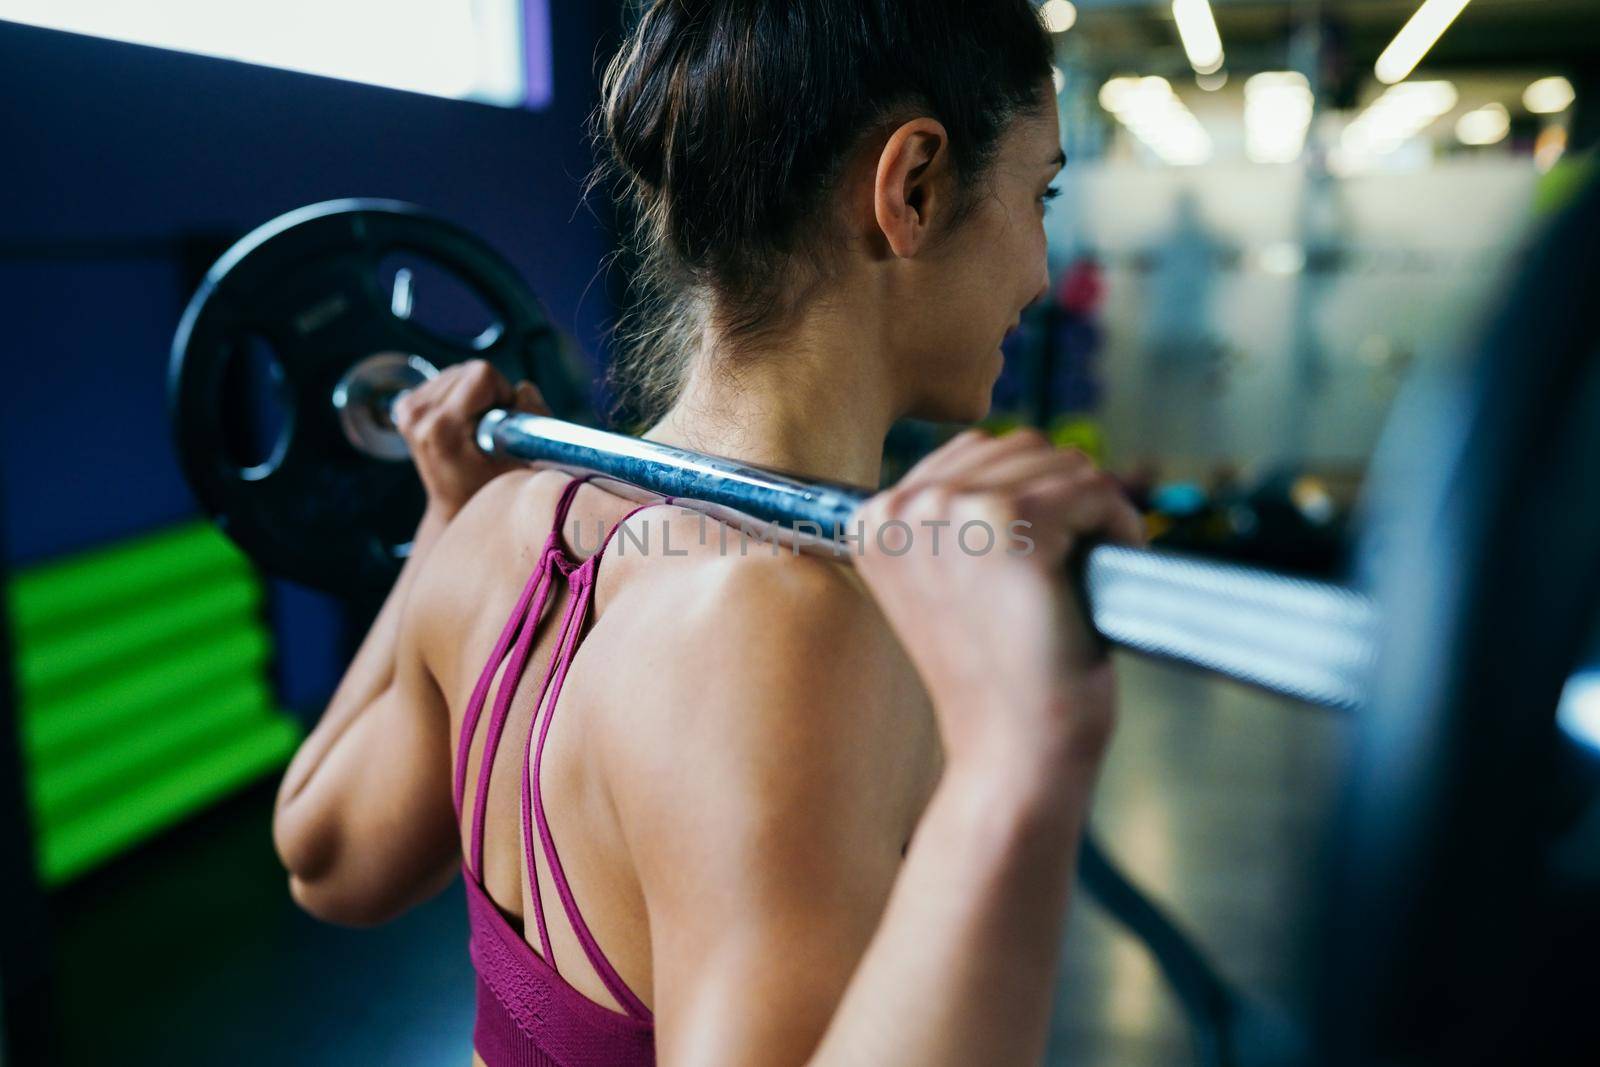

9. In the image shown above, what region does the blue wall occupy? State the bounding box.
[0,7,624,713]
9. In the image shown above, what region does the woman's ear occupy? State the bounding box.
[874,118,951,259]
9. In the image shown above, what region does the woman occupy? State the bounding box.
[272,1,1143,1063]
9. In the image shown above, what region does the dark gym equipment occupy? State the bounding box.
[169,201,1379,709]
[1312,174,1600,1064]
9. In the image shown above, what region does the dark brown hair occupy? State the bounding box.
[597,0,1054,423]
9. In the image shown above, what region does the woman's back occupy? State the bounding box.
[416,469,943,1060]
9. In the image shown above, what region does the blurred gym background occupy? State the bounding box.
[0,2,1595,1063]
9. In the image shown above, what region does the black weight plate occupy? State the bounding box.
[1314,178,1600,1062]
[170,199,582,598]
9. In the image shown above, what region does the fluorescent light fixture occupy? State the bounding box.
[1099,76,1142,112]
[1375,0,1473,85]
[1099,75,1213,167]
[1524,76,1576,115]
[1172,0,1225,76]
[0,0,528,106]
[1456,103,1509,146]
[1245,71,1314,164]
[1041,0,1078,34]
[1341,80,1458,161]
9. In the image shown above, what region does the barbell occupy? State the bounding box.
[167,191,1600,1064]
[171,199,1379,710]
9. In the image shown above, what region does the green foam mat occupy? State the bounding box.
[8,523,250,637]
[39,716,302,886]
[24,627,272,764]
[8,521,302,885]
[30,676,276,826]
[14,575,262,703]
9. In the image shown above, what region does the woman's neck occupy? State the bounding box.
[641,321,901,490]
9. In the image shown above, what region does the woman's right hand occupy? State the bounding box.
[391,360,549,522]
[855,429,1146,785]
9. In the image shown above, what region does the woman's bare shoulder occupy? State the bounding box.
[605,526,893,677]
[407,469,580,667]
[596,529,938,804]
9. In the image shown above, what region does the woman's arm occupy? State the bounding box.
[808,731,1100,1066]
[270,504,460,925]
[273,503,447,832]
[815,429,1134,1064]
[272,361,547,925]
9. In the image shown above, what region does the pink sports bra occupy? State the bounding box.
[454,476,665,1067]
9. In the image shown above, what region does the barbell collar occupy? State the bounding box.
[330,351,441,462]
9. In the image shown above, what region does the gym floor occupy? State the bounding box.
[39,656,1344,1066]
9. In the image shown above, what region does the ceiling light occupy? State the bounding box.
[1171,0,1225,76]
[1099,75,1212,167]
[1456,103,1509,146]
[1523,76,1575,115]
[1341,80,1458,163]
[1245,71,1314,164]
[1099,75,1142,113]
[1375,0,1473,86]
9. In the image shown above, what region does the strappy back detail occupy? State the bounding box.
[457,475,674,1063]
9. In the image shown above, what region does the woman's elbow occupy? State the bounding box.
[277,815,447,927]
[273,803,384,924]
[275,810,385,925]
[272,796,332,883]
[287,873,401,928]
